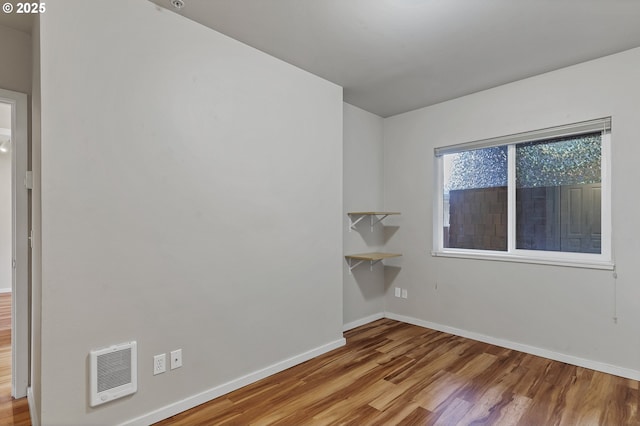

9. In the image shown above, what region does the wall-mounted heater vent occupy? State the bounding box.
[89,341,137,407]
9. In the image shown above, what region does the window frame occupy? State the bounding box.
[433,118,613,270]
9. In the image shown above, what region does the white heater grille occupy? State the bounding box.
[90,341,137,407]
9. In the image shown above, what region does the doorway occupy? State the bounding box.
[0,103,12,399]
[0,89,29,399]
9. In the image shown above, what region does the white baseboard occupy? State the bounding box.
[343,312,385,331]
[120,337,346,426]
[27,386,39,426]
[120,311,639,425]
[0,288,11,294]
[385,312,640,381]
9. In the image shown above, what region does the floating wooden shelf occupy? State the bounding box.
[347,212,401,232]
[345,252,402,272]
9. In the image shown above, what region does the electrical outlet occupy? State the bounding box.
[153,353,166,375]
[401,289,408,299]
[170,349,183,370]
[394,287,401,297]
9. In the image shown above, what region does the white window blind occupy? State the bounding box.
[435,117,611,157]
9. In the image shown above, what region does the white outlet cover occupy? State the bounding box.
[394,287,401,297]
[401,289,408,299]
[170,349,183,370]
[153,353,166,375]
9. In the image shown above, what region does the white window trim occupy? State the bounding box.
[433,118,613,270]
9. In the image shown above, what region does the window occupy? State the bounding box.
[434,118,612,269]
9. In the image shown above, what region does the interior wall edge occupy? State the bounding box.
[27,387,40,426]
[343,312,385,332]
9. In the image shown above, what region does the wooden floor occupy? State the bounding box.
[0,293,30,426]
[0,307,633,425]
[156,318,639,425]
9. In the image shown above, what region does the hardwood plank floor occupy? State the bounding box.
[155,319,639,425]
[0,293,30,426]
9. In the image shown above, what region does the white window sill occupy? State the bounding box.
[431,250,614,270]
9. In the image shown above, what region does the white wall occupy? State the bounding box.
[384,47,640,377]
[0,103,10,292]
[0,24,31,95]
[342,103,385,328]
[38,1,343,424]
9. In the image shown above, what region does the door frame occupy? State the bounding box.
[0,88,29,398]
